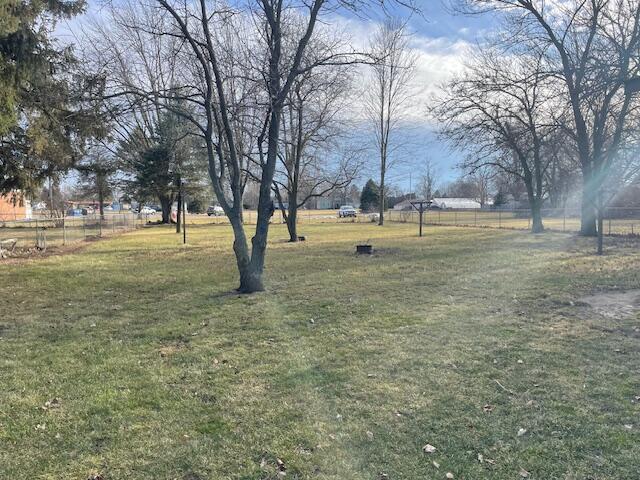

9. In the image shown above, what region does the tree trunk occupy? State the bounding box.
[98,185,105,221]
[228,216,262,293]
[531,201,544,233]
[597,189,604,255]
[159,195,172,224]
[378,169,385,226]
[286,205,298,242]
[237,104,283,293]
[580,186,597,236]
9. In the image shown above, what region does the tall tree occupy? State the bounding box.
[0,0,102,195]
[93,0,414,292]
[271,52,360,241]
[360,178,380,212]
[459,0,640,236]
[118,107,202,224]
[366,18,416,226]
[434,49,557,233]
[417,158,439,200]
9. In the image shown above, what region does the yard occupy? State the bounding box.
[1,222,639,479]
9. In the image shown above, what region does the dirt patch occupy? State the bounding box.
[580,290,640,320]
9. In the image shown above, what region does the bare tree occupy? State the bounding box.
[152,1,408,292]
[366,18,416,226]
[458,0,640,236]
[434,48,557,232]
[417,158,439,200]
[271,49,361,241]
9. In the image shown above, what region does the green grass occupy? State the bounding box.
[1,222,639,479]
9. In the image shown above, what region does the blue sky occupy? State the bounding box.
[327,0,496,191]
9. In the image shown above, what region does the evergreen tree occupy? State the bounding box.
[118,106,206,224]
[360,179,380,212]
[0,0,103,196]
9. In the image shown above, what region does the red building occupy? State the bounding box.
[0,192,32,221]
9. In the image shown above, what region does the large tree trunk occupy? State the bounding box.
[286,205,298,242]
[236,106,283,293]
[531,201,544,233]
[378,168,385,226]
[159,195,172,224]
[98,183,105,221]
[580,171,597,236]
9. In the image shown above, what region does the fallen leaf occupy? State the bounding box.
[366,431,374,440]
[624,424,633,429]
[519,468,530,478]
[276,457,286,472]
[517,428,527,437]
[477,453,484,463]
[432,461,440,469]
[483,404,493,413]
[446,473,454,479]
[422,443,436,454]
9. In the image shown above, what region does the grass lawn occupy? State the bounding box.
[1,222,639,479]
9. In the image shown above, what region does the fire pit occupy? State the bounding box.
[356,244,373,255]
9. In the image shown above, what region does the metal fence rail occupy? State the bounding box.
[0,213,151,250]
[387,208,640,236]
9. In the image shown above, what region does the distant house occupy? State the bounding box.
[0,192,32,221]
[393,199,426,211]
[431,197,484,209]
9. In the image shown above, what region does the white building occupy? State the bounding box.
[431,198,485,209]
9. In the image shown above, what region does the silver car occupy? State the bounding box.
[338,205,357,218]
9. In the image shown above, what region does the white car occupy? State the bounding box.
[140,206,156,215]
[338,205,357,218]
[207,205,225,216]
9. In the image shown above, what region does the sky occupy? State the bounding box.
[321,1,497,191]
[61,0,497,194]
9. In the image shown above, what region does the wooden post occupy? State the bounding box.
[63,216,67,245]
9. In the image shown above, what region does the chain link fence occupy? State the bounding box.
[387,207,640,236]
[0,213,152,252]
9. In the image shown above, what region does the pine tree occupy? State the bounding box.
[360,179,380,213]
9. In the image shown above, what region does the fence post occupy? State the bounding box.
[99,216,103,237]
[454,211,458,225]
[474,209,477,226]
[499,211,502,228]
[63,216,67,245]
[83,217,86,239]
[35,219,39,248]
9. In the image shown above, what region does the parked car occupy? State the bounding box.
[66,208,84,217]
[338,205,357,218]
[140,206,156,215]
[207,205,225,216]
